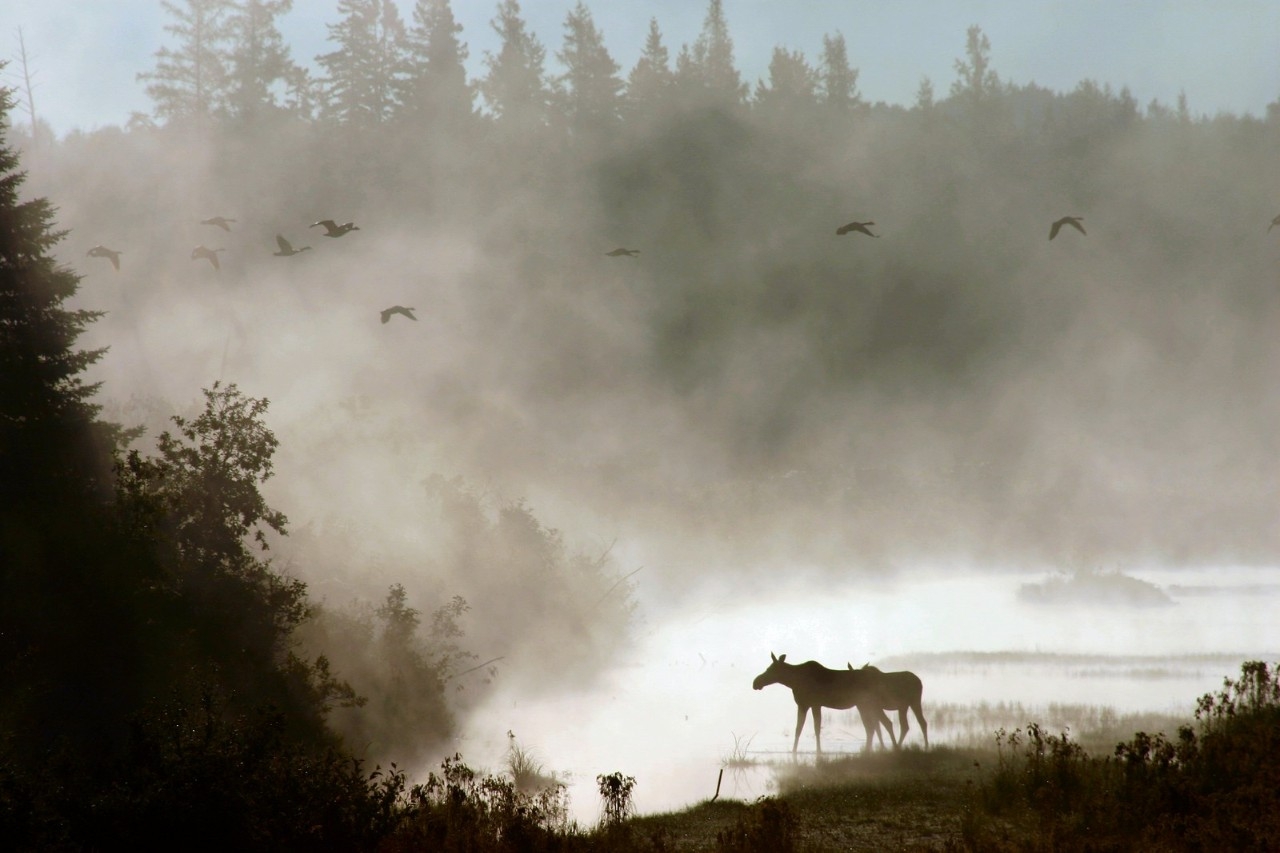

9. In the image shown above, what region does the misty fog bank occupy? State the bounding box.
[15,11,1280,599]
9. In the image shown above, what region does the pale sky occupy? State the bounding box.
[3,1,1279,136]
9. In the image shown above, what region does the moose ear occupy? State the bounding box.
[778,654,786,662]
[770,652,777,662]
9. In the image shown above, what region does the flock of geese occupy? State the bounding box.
[604,212,1098,255]
[81,208,1280,325]
[83,216,421,324]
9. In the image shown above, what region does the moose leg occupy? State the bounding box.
[877,709,897,748]
[793,704,807,754]
[912,703,929,748]
[897,708,910,745]
[859,708,877,753]
[812,706,822,755]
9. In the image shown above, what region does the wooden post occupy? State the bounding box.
[711,768,724,802]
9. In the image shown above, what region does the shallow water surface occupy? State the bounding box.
[446,567,1278,824]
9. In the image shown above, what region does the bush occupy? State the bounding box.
[967,661,1280,851]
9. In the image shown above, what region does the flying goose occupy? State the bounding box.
[87,245,122,270]
[273,234,311,256]
[311,219,360,237]
[380,305,418,324]
[1049,216,1086,240]
[191,245,225,269]
[606,247,640,257]
[201,216,236,232]
[836,221,879,237]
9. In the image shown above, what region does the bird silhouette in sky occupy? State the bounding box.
[1269,214,1280,232]
[1049,216,1086,239]
[381,305,418,324]
[836,221,879,237]
[87,245,122,270]
[311,219,360,237]
[191,245,225,269]
[201,216,236,231]
[606,247,640,257]
[273,234,311,256]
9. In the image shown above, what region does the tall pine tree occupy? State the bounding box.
[137,0,235,123]
[553,2,623,136]
[479,0,550,128]
[676,0,746,106]
[819,32,860,110]
[317,0,409,127]
[222,0,301,124]
[625,18,673,123]
[401,0,475,129]
[0,76,138,764]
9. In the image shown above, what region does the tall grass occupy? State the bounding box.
[961,660,1280,850]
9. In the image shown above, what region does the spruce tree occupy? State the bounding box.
[317,0,409,127]
[951,25,1000,104]
[479,0,550,128]
[553,2,623,136]
[753,47,817,112]
[223,0,300,124]
[0,81,113,521]
[137,0,235,123]
[0,76,136,764]
[678,0,746,106]
[625,18,673,123]
[819,32,860,110]
[402,0,475,129]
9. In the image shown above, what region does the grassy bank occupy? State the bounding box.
[402,659,1274,851]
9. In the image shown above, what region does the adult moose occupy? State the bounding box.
[752,653,898,755]
[848,663,929,749]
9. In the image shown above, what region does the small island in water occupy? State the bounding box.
[1018,566,1174,608]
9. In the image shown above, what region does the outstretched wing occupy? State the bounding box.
[1049,220,1062,240]
[276,234,292,253]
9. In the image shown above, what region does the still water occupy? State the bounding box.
[446,566,1278,825]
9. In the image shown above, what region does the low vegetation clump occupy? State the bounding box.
[1018,566,1174,608]
[961,660,1280,851]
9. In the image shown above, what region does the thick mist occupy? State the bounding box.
[38,106,1278,582]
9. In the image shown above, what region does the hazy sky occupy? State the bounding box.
[3,1,1279,137]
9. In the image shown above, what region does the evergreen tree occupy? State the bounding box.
[553,2,623,135]
[402,0,475,128]
[317,0,409,127]
[624,18,673,122]
[222,0,300,123]
[915,76,935,111]
[0,77,141,766]
[137,0,235,123]
[479,0,550,128]
[0,81,114,520]
[677,0,746,105]
[753,46,817,112]
[818,32,860,109]
[950,24,1000,104]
